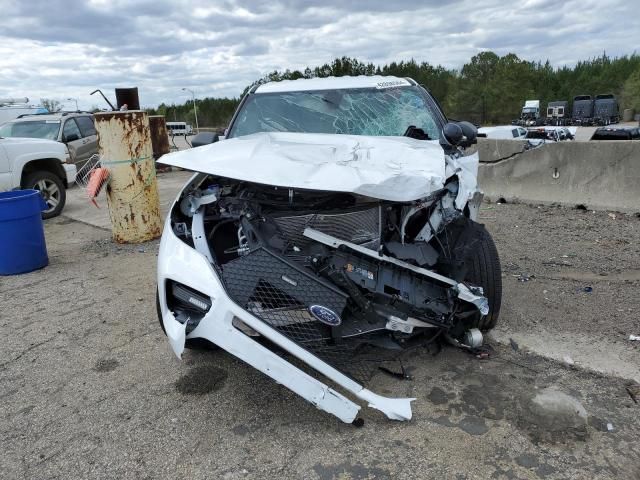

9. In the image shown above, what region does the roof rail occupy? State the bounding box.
[15,112,51,118]
[60,110,95,116]
[14,110,95,119]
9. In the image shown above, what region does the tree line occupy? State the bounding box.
[148,52,640,127]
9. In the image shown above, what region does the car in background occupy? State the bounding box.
[478,125,527,139]
[525,127,560,145]
[0,112,98,168]
[591,127,640,140]
[525,127,575,145]
[0,136,76,218]
[553,126,574,140]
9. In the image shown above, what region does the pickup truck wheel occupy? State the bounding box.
[23,171,66,219]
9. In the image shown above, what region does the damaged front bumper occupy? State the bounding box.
[158,216,415,423]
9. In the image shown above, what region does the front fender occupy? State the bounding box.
[11,151,67,187]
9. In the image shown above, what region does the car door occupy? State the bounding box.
[62,118,87,165]
[0,143,11,191]
[74,116,98,164]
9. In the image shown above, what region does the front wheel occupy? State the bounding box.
[435,218,502,330]
[462,222,502,330]
[23,171,66,219]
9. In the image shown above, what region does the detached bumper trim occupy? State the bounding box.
[157,218,415,423]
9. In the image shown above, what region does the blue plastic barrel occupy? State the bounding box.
[0,189,49,275]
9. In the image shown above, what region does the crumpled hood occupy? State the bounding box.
[160,131,477,202]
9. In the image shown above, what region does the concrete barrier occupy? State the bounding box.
[472,138,529,163]
[476,138,640,212]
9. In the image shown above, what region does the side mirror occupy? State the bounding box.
[442,122,463,146]
[191,132,219,148]
[442,121,477,148]
[457,121,478,147]
[64,133,80,142]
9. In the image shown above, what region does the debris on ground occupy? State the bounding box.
[378,363,412,380]
[543,259,573,267]
[582,286,593,293]
[515,273,535,282]
[509,338,519,351]
[629,335,640,341]
[563,355,575,366]
[626,383,640,404]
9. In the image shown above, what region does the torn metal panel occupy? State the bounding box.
[157,221,414,423]
[157,162,497,424]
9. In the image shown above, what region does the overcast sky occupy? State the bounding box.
[1,0,638,110]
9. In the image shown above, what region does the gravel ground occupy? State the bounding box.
[1,204,639,479]
[481,202,640,380]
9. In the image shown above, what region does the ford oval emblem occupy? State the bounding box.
[309,305,342,326]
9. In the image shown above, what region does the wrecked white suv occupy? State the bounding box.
[156,76,501,424]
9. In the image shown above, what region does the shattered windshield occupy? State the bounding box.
[229,86,442,139]
[0,120,61,140]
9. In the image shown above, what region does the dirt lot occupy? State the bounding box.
[485,203,640,381]
[1,202,639,479]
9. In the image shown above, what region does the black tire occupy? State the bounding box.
[435,218,502,330]
[23,171,66,219]
[462,221,502,330]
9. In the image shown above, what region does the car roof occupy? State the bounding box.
[254,75,415,93]
[12,112,92,122]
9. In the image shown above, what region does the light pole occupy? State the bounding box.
[67,97,79,111]
[182,88,199,133]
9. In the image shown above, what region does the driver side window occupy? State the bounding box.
[63,119,82,141]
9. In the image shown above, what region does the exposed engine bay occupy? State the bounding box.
[167,173,489,384]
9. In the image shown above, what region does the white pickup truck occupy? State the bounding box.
[0,137,76,218]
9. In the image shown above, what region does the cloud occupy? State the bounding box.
[0,0,637,109]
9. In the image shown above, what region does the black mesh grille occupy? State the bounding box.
[222,247,395,383]
[223,248,347,345]
[302,340,402,384]
[273,206,380,250]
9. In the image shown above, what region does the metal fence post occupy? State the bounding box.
[94,111,163,243]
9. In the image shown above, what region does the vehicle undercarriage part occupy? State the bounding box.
[162,175,491,423]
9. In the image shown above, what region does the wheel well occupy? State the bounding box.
[21,159,67,188]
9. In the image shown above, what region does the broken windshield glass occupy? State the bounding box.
[0,120,61,140]
[229,86,441,139]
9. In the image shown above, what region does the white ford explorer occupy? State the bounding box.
[155,76,501,425]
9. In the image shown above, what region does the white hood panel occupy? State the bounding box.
[160,132,475,202]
